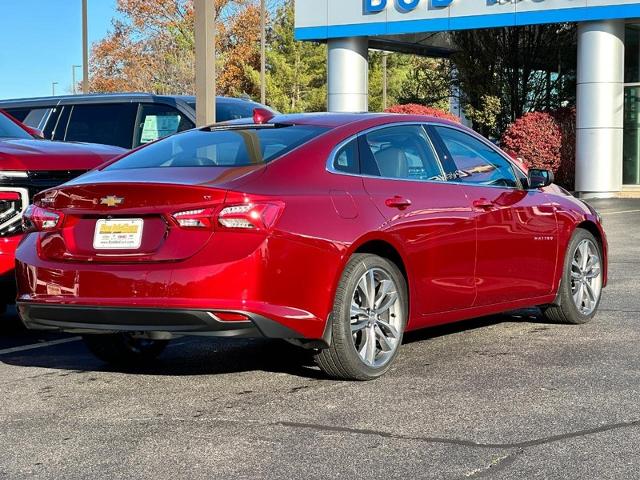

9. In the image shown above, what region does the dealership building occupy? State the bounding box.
[295,0,640,197]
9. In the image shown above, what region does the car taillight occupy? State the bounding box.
[172,208,216,229]
[218,203,283,230]
[171,202,283,231]
[22,204,64,232]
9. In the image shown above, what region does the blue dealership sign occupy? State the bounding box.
[296,0,640,41]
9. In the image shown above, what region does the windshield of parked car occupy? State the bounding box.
[0,112,32,140]
[105,125,327,169]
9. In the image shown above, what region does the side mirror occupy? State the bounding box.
[527,168,554,189]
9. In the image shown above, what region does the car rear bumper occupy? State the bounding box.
[18,303,306,339]
[15,231,339,339]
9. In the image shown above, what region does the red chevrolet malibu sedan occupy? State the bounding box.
[15,112,607,380]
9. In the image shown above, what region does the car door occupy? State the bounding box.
[359,124,477,316]
[430,125,558,306]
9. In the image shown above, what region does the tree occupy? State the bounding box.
[396,57,452,112]
[451,25,576,135]
[218,3,261,97]
[259,1,326,112]
[90,0,257,96]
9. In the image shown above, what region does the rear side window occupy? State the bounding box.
[360,125,445,181]
[23,108,55,131]
[105,125,327,170]
[136,104,194,147]
[65,103,138,148]
[217,102,257,121]
[332,139,359,174]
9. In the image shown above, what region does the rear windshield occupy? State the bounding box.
[105,125,327,170]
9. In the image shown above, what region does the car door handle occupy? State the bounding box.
[385,196,412,209]
[472,198,496,210]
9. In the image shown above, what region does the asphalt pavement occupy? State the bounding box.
[0,198,639,479]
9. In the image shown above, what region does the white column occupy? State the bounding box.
[195,0,216,126]
[575,20,625,197]
[328,37,369,112]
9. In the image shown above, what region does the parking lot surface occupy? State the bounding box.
[1,198,639,479]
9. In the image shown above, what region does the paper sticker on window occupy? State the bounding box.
[140,115,181,144]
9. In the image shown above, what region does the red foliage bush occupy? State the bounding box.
[550,107,576,190]
[385,103,460,123]
[501,111,562,174]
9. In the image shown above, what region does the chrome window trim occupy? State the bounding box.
[0,187,29,233]
[326,121,448,184]
[326,121,528,190]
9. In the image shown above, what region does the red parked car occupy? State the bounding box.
[14,112,607,380]
[0,110,125,316]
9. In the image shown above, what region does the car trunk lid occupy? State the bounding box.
[35,181,229,263]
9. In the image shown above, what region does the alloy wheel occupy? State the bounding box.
[570,238,602,315]
[350,267,403,368]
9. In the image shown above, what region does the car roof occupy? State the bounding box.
[228,112,463,129]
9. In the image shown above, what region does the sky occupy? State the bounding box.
[0,0,120,100]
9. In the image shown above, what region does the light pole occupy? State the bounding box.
[195,0,216,126]
[72,65,82,94]
[260,0,266,105]
[82,0,89,93]
[382,52,389,110]
[52,82,59,96]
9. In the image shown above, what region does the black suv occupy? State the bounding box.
[0,93,274,150]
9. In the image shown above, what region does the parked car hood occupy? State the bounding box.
[0,138,126,171]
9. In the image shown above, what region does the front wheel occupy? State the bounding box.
[82,333,169,367]
[542,229,604,324]
[315,253,408,380]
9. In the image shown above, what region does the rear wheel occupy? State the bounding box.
[82,333,169,366]
[315,253,408,380]
[542,229,603,324]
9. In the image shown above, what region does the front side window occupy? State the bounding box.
[105,125,327,170]
[360,125,445,181]
[433,126,519,188]
[136,104,194,147]
[65,103,138,149]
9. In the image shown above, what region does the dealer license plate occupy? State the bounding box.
[93,219,144,250]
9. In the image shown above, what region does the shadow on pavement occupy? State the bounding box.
[1,307,551,380]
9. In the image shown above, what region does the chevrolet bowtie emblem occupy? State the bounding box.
[100,195,124,207]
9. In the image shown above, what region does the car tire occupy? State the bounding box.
[0,303,6,318]
[82,333,169,366]
[542,228,604,325]
[315,253,408,381]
